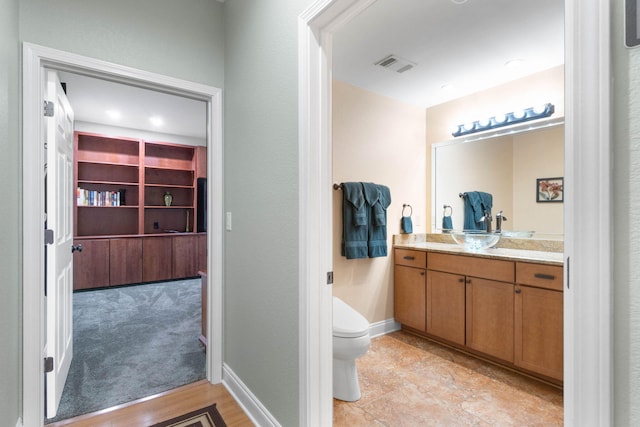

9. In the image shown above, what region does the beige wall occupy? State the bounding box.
[332,80,427,323]
[426,65,565,232]
[512,126,564,235]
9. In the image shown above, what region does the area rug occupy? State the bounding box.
[151,403,226,427]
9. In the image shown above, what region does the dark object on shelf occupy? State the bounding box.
[197,177,207,232]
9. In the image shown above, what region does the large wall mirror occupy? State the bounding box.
[431,118,564,239]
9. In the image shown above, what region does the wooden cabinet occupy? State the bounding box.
[393,249,426,331]
[393,247,563,383]
[173,235,199,279]
[466,277,514,362]
[514,262,563,381]
[142,236,173,283]
[109,238,143,286]
[73,239,110,290]
[426,270,465,345]
[394,265,426,331]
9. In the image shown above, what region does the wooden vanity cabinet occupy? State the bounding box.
[393,249,426,332]
[427,252,516,362]
[514,262,564,381]
[466,277,514,362]
[426,270,465,345]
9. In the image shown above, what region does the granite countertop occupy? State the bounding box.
[394,241,564,266]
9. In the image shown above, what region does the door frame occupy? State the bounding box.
[298,0,612,425]
[22,42,224,426]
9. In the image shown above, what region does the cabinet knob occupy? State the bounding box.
[458,278,464,283]
[515,288,521,294]
[71,244,83,253]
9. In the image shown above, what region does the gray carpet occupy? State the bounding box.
[47,278,206,423]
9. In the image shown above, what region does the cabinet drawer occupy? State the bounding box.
[427,252,514,283]
[394,248,426,269]
[516,262,563,291]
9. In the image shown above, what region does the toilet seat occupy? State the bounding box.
[333,297,369,338]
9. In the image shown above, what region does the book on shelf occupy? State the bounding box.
[77,187,123,207]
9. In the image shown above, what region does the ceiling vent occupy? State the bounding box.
[374,54,416,74]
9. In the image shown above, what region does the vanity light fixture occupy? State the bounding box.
[451,103,555,137]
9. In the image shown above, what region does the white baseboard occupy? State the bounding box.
[369,318,401,338]
[222,363,281,427]
[15,418,22,427]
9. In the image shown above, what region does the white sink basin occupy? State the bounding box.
[450,231,501,251]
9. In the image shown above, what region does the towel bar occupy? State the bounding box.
[333,183,342,190]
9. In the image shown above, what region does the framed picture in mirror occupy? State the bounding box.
[536,177,564,203]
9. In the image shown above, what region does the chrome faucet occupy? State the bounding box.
[481,210,493,233]
[496,211,508,233]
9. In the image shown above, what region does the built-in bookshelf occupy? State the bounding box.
[73,132,206,291]
[74,132,199,237]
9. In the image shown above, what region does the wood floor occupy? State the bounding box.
[46,380,254,427]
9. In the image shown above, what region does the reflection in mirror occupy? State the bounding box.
[432,119,564,239]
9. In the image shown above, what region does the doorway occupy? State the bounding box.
[298,0,612,425]
[22,43,223,427]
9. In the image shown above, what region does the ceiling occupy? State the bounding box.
[332,0,564,108]
[58,0,564,138]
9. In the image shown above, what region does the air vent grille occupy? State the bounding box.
[374,54,416,73]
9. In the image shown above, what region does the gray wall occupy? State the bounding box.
[12,1,224,426]
[223,0,311,424]
[0,0,21,424]
[19,0,224,87]
[612,0,640,425]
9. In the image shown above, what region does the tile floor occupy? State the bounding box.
[334,331,563,426]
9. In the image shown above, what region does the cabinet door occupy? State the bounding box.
[515,285,563,381]
[143,236,173,282]
[466,277,514,362]
[172,235,199,279]
[73,239,110,290]
[109,238,142,286]
[394,265,426,331]
[198,233,207,273]
[426,270,465,346]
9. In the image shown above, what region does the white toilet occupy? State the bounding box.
[332,296,371,401]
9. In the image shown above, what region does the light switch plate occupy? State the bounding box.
[226,212,232,231]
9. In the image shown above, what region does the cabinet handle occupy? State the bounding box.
[403,256,415,260]
[515,288,521,294]
[71,244,83,253]
[420,271,425,276]
[534,273,555,280]
[465,278,471,284]
[458,278,464,283]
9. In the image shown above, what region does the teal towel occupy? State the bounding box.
[401,216,413,234]
[463,191,492,231]
[442,215,453,231]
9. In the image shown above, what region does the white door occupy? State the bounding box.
[45,70,75,419]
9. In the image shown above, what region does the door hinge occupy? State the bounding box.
[326,271,333,285]
[44,100,54,117]
[44,357,54,373]
[44,229,54,245]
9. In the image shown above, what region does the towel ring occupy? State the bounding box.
[443,205,453,216]
[402,204,412,217]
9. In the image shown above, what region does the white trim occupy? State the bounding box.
[298,1,378,425]
[15,418,23,427]
[222,364,279,427]
[22,43,224,426]
[369,319,401,339]
[563,1,612,425]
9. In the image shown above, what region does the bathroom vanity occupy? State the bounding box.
[393,238,563,384]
